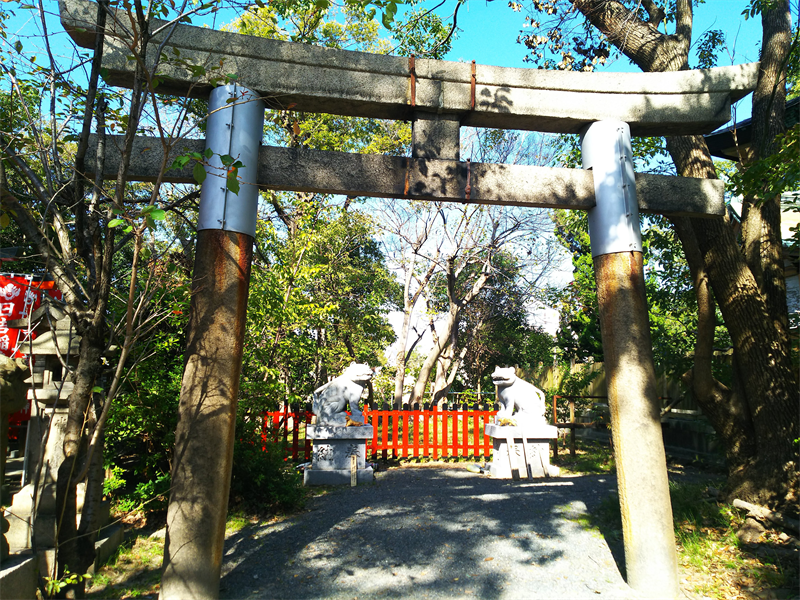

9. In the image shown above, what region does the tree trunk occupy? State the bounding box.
[393,308,414,404]
[410,309,457,404]
[54,325,105,598]
[670,216,756,472]
[574,0,799,506]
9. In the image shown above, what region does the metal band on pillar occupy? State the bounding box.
[198,84,266,237]
[581,120,641,257]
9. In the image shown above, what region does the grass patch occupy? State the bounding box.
[86,535,164,599]
[225,512,251,534]
[552,439,615,474]
[589,480,799,599]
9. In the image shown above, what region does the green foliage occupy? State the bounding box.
[541,361,602,425]
[695,29,726,68]
[103,283,188,514]
[550,209,604,362]
[729,124,800,202]
[112,474,172,514]
[43,567,91,598]
[389,1,455,58]
[229,419,306,513]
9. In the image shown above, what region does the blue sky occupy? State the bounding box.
[439,0,764,123]
[443,0,764,70]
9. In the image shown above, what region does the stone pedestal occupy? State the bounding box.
[303,425,374,486]
[485,424,560,479]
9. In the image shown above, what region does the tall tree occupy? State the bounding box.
[521,0,799,505]
[1,0,211,593]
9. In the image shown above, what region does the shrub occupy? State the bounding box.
[229,417,306,513]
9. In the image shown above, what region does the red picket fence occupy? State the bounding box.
[262,401,498,461]
[363,402,497,460]
[262,403,313,461]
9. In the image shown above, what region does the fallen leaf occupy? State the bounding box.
[484,557,494,561]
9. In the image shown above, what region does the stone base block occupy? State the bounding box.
[89,524,124,575]
[303,467,374,486]
[311,438,369,471]
[0,554,39,600]
[485,424,559,480]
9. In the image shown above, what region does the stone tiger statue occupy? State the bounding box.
[491,366,546,428]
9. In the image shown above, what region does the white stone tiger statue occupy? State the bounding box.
[492,366,546,428]
[312,363,373,426]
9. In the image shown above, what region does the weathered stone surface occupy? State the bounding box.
[484,427,560,479]
[86,135,726,217]
[306,425,373,440]
[491,366,547,428]
[0,554,39,600]
[305,426,373,486]
[311,364,372,426]
[484,423,559,439]
[310,439,367,471]
[303,468,374,486]
[59,0,758,135]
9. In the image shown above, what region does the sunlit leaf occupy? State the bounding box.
[193,161,207,184]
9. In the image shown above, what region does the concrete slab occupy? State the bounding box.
[0,554,39,600]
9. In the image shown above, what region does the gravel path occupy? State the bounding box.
[219,466,641,599]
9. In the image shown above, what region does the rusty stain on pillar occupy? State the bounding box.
[582,121,679,598]
[161,84,265,600]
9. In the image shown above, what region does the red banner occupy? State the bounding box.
[0,274,64,426]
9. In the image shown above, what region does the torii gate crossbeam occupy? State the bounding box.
[56,1,757,599]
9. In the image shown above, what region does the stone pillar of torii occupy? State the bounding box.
[58,1,759,598]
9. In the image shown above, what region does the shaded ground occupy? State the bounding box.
[218,466,637,599]
[84,454,798,599]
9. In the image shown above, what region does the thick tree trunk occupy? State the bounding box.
[54,325,105,598]
[741,0,792,346]
[574,0,799,506]
[393,308,414,404]
[670,216,757,472]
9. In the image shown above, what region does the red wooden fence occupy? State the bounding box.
[263,402,498,461]
[262,403,313,461]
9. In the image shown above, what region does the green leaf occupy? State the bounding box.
[92,386,103,393]
[226,173,240,195]
[203,147,213,159]
[193,161,207,184]
[108,218,125,228]
[0,213,10,228]
[220,154,234,166]
[150,209,166,221]
[170,155,191,170]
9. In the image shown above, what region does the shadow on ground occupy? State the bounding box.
[218,467,635,599]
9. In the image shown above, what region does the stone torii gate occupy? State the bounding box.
[59,1,757,598]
